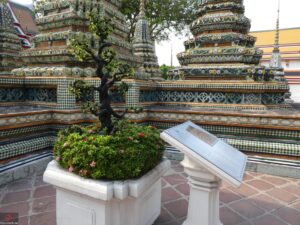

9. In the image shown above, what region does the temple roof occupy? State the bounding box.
[9,1,38,35]
[133,0,161,79]
[251,28,300,46]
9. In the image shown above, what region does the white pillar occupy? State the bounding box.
[181,155,223,225]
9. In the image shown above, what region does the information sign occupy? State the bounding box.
[161,121,247,187]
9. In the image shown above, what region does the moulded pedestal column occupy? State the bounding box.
[181,155,223,225]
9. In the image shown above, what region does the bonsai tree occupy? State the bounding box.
[69,9,134,134]
[54,9,165,181]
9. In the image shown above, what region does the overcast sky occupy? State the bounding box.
[11,0,300,66]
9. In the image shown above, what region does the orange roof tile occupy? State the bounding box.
[250,28,300,47]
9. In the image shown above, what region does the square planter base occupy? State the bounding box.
[44,159,170,225]
[56,180,161,225]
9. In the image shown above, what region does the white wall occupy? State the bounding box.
[284,60,300,70]
[261,59,300,70]
[289,85,300,103]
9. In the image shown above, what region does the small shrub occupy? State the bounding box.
[54,120,164,180]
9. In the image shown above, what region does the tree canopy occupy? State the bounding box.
[120,0,198,42]
[160,64,175,80]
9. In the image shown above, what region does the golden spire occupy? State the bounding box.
[274,0,280,51]
[270,0,282,69]
[138,0,146,19]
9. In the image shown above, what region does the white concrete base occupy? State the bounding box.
[43,159,170,225]
[181,156,223,225]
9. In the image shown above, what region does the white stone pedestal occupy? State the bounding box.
[181,156,223,225]
[43,159,170,225]
[161,121,247,225]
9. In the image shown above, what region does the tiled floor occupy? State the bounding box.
[0,160,300,225]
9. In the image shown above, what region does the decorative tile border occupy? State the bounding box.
[0,110,95,129]
[0,136,55,160]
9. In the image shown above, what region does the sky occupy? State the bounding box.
[11,0,32,7]
[11,0,300,66]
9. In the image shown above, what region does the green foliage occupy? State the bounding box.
[68,9,134,80]
[88,12,114,40]
[54,121,164,180]
[160,64,175,80]
[65,10,115,62]
[118,82,130,95]
[69,80,101,114]
[120,0,198,42]
[69,37,94,62]
[103,59,134,81]
[128,106,144,113]
[81,102,101,115]
[69,80,94,100]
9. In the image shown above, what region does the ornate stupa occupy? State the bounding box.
[269,1,291,100]
[0,1,22,75]
[133,0,161,79]
[13,0,141,77]
[170,0,289,109]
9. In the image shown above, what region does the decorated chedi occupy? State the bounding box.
[0,1,22,75]
[13,0,141,77]
[269,1,286,82]
[269,1,292,101]
[133,0,161,79]
[171,0,289,109]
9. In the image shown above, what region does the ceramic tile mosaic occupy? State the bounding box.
[0,0,299,164]
[0,136,55,160]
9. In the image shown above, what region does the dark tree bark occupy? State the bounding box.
[69,12,131,134]
[96,74,125,134]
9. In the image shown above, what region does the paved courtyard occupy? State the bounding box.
[0,160,300,225]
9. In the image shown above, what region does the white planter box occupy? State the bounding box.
[43,159,171,225]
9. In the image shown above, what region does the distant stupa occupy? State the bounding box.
[269,0,283,69]
[169,0,289,109]
[133,0,161,79]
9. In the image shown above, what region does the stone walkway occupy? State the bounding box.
[0,160,300,225]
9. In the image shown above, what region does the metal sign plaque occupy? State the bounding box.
[161,121,247,187]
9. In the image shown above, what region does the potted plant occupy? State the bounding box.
[43,9,170,225]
